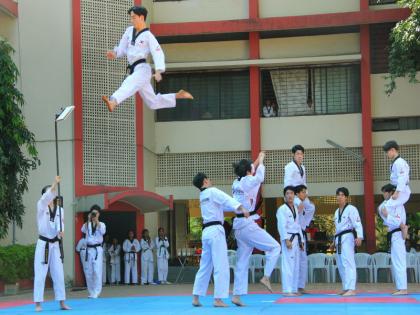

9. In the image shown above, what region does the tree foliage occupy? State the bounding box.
[386,0,420,95]
[0,40,39,239]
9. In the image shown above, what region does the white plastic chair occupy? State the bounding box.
[417,252,420,283]
[372,252,392,283]
[406,252,418,283]
[308,253,329,283]
[355,253,373,283]
[272,254,282,283]
[249,254,265,283]
[228,250,236,274]
[325,254,339,283]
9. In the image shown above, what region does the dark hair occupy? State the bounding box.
[283,185,295,196]
[158,227,164,233]
[193,172,207,190]
[141,229,149,239]
[90,204,101,212]
[294,184,307,194]
[381,183,396,193]
[41,185,51,195]
[336,187,349,197]
[292,145,305,154]
[383,140,399,152]
[233,159,253,178]
[128,6,148,20]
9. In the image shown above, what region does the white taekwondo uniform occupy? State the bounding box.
[294,196,315,289]
[192,187,241,299]
[111,27,176,109]
[232,163,280,296]
[387,156,411,208]
[378,198,407,291]
[284,160,307,188]
[140,238,155,284]
[75,237,87,278]
[108,244,121,284]
[81,221,106,298]
[123,238,140,284]
[277,202,303,294]
[155,236,170,283]
[333,204,363,291]
[33,188,65,303]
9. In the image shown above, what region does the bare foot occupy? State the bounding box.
[294,291,303,296]
[259,276,273,293]
[298,288,309,294]
[101,96,117,112]
[231,296,245,307]
[282,293,298,297]
[213,299,228,307]
[192,295,202,307]
[392,290,408,295]
[401,225,409,240]
[338,290,347,295]
[60,303,71,310]
[175,90,194,100]
[342,290,356,296]
[35,303,42,312]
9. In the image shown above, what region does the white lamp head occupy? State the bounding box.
[56,106,75,122]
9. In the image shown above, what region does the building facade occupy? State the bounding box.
[0,0,419,285]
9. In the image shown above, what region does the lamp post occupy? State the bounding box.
[54,106,75,259]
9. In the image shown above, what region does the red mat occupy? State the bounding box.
[0,300,32,309]
[276,297,419,304]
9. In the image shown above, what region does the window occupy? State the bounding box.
[373,116,420,131]
[369,0,396,5]
[156,70,250,122]
[262,64,361,117]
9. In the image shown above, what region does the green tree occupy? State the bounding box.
[386,0,420,95]
[0,40,39,239]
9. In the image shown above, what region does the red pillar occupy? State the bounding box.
[249,0,261,160]
[360,24,376,253]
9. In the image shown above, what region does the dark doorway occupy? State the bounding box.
[100,211,137,243]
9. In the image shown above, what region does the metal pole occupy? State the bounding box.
[54,116,63,232]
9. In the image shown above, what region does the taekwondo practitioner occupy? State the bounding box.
[192,172,249,307]
[140,229,156,285]
[108,238,121,285]
[81,205,106,298]
[284,145,307,188]
[333,187,363,296]
[378,184,408,295]
[75,234,87,281]
[34,176,70,312]
[294,184,315,294]
[277,186,304,296]
[123,230,140,284]
[155,227,170,284]
[102,235,111,285]
[383,140,410,239]
[231,152,280,306]
[102,6,193,112]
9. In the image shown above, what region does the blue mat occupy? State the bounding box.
[2,293,419,315]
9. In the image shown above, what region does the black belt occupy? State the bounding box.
[39,235,63,264]
[387,228,402,252]
[126,58,146,75]
[86,243,102,262]
[236,210,257,218]
[129,251,137,262]
[288,232,303,249]
[202,221,223,230]
[334,229,357,255]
